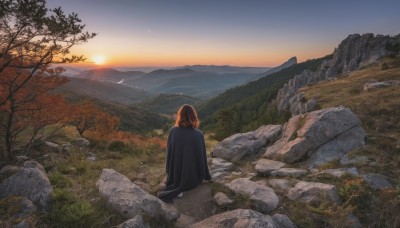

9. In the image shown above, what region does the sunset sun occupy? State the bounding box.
[92,55,106,65]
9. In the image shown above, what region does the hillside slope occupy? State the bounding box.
[56,89,166,133]
[56,77,152,104]
[140,94,203,115]
[198,55,330,132]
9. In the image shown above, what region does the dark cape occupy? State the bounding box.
[158,126,211,201]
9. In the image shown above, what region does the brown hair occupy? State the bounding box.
[175,104,200,128]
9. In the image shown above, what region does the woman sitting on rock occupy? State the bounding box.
[158,104,211,202]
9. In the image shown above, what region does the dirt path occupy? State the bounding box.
[173,182,217,227]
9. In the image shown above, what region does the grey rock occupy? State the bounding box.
[16,197,37,218]
[264,115,302,158]
[23,160,46,173]
[265,107,365,167]
[87,152,96,161]
[73,137,90,148]
[14,220,30,228]
[212,125,282,162]
[362,173,392,190]
[61,142,72,152]
[255,159,285,176]
[268,179,292,191]
[116,215,149,228]
[308,126,366,168]
[96,169,179,221]
[213,192,234,207]
[321,168,359,177]
[190,209,282,228]
[287,181,341,204]
[340,155,369,165]
[175,214,197,228]
[0,165,21,180]
[211,158,234,173]
[0,162,52,209]
[211,171,231,182]
[16,156,29,163]
[271,168,307,178]
[346,214,362,228]
[363,80,400,91]
[289,92,318,116]
[44,141,60,152]
[272,214,297,228]
[253,124,283,146]
[227,178,279,214]
[212,132,263,162]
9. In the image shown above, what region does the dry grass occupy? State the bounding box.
[17,127,169,227]
[295,57,400,227]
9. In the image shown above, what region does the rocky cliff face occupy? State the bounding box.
[277,33,400,113]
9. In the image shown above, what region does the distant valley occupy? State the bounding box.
[59,57,296,105]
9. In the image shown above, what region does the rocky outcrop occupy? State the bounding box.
[287,181,341,204]
[278,33,400,114]
[362,173,392,190]
[212,125,282,162]
[0,161,53,209]
[116,215,149,228]
[226,178,279,214]
[264,107,365,167]
[289,93,318,115]
[363,80,400,91]
[190,209,296,228]
[96,169,179,222]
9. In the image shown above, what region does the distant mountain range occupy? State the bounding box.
[61,57,297,101]
[55,77,151,104]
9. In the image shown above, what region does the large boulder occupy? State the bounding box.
[213,192,234,208]
[96,169,179,222]
[362,173,392,190]
[226,178,279,214]
[0,161,52,209]
[190,209,295,228]
[212,125,282,162]
[210,158,234,173]
[116,215,149,228]
[264,107,365,167]
[287,181,341,204]
[255,159,285,176]
[271,168,307,178]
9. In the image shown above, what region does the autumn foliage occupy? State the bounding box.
[70,100,119,138]
[1,0,97,161]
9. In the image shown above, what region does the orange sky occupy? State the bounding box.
[48,0,400,68]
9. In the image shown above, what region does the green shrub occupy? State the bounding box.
[75,161,88,175]
[108,141,126,152]
[44,189,95,227]
[48,172,72,188]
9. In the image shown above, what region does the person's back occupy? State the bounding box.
[158,105,211,202]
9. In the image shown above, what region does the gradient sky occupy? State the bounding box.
[47,0,400,67]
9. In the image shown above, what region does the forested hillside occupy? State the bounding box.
[59,90,167,133]
[140,93,203,115]
[199,55,332,139]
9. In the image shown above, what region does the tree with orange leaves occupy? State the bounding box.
[0,0,96,161]
[70,100,119,139]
